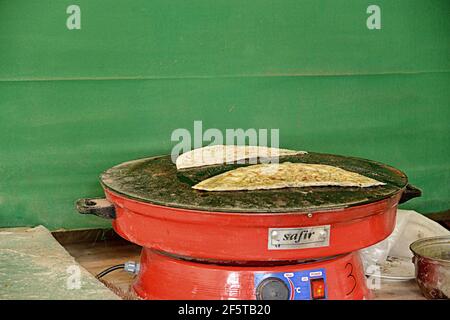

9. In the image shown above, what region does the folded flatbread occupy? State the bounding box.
[176,145,306,170]
[193,162,385,191]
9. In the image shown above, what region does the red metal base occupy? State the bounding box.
[133,249,371,300]
[104,184,397,300]
[108,189,399,262]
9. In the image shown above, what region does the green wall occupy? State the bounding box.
[0,0,449,229]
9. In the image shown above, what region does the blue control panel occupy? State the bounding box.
[254,268,327,300]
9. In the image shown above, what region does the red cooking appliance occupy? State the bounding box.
[76,152,421,300]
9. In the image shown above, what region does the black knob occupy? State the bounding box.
[256,277,290,300]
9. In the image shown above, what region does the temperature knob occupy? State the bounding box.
[256,277,289,300]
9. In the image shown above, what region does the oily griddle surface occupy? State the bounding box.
[100,152,408,213]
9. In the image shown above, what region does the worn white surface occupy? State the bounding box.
[0,226,119,300]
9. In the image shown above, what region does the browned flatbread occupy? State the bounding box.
[193,162,385,191]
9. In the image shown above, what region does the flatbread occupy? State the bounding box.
[193,162,385,191]
[176,145,306,170]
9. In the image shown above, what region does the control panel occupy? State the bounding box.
[255,269,327,300]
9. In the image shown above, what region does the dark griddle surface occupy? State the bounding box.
[100,152,408,213]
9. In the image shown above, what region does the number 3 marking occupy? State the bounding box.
[345,262,357,296]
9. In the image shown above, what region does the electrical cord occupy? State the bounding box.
[96,264,125,279]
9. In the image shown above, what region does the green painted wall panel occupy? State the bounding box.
[0,0,449,80]
[0,1,449,229]
[0,72,449,229]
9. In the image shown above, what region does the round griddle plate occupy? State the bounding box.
[100,152,408,213]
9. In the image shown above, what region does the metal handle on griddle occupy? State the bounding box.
[399,184,422,204]
[76,198,116,219]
